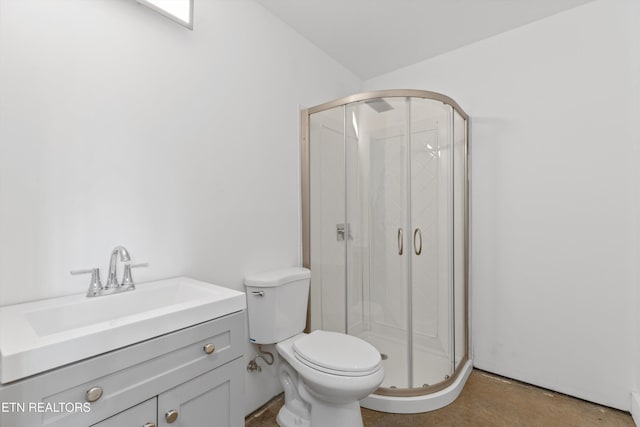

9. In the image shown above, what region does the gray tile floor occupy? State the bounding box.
[246,370,634,427]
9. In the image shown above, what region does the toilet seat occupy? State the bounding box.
[293,330,382,377]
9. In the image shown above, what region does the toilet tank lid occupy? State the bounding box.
[244,267,310,288]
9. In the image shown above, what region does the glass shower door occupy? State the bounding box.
[344,97,456,389]
[346,98,411,389]
[410,99,454,387]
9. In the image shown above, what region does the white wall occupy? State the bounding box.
[633,0,640,421]
[366,0,638,410]
[0,0,360,414]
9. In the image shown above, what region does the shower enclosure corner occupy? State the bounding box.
[301,90,471,413]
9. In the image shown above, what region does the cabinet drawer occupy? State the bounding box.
[0,311,244,427]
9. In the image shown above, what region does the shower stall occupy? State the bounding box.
[301,90,470,413]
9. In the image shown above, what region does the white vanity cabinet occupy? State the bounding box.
[0,310,245,427]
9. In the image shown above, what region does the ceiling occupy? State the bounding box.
[259,0,595,79]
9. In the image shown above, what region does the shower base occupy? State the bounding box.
[353,329,473,413]
[361,359,473,414]
[358,330,452,388]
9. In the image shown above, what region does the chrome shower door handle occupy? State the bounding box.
[397,228,403,255]
[414,228,422,255]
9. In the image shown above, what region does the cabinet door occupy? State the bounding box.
[157,358,243,427]
[91,397,157,427]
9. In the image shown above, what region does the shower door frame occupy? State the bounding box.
[301,89,470,398]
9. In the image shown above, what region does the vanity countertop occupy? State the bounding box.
[0,277,245,384]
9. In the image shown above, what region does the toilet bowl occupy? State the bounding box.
[276,332,383,427]
[244,268,385,427]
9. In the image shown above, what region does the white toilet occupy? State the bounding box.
[245,267,384,427]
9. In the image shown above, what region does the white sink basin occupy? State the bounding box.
[0,277,246,384]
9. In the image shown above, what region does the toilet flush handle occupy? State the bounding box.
[251,291,265,297]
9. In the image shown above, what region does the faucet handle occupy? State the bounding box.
[121,262,149,290]
[71,268,103,297]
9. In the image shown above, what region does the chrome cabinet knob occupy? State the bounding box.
[165,409,179,423]
[203,343,216,354]
[143,423,156,427]
[85,386,103,403]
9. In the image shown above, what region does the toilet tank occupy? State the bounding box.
[244,267,310,344]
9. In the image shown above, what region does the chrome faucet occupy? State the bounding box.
[105,246,131,289]
[71,246,148,297]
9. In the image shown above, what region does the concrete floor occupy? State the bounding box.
[245,370,634,427]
